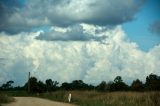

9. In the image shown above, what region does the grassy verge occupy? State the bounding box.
[0,93,15,105]
[1,91,36,97]
[38,91,160,106]
[1,91,160,106]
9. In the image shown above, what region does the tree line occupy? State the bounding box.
[0,73,160,93]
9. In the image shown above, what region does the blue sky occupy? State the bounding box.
[0,0,160,85]
[16,0,160,51]
[123,0,160,51]
[1,0,159,51]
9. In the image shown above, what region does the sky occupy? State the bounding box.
[0,0,160,86]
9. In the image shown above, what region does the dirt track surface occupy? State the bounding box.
[3,97,76,106]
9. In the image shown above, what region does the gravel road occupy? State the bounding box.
[3,97,76,106]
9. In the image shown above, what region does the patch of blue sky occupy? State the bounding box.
[123,0,160,52]
[0,0,26,8]
[31,26,51,32]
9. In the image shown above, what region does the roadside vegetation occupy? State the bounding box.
[0,73,160,106]
[0,93,14,106]
[1,90,160,106]
[39,91,160,106]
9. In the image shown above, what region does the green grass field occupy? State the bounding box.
[1,91,160,106]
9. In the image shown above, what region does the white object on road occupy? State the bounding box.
[68,93,71,103]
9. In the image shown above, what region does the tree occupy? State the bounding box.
[114,76,123,83]
[96,81,107,92]
[61,82,71,90]
[29,77,38,92]
[46,79,53,92]
[131,79,144,91]
[112,76,128,91]
[37,81,46,93]
[145,73,160,91]
[24,77,38,93]
[71,80,84,90]
[45,79,59,92]
[106,81,115,91]
[52,81,59,91]
[1,80,14,90]
[24,77,49,93]
[61,80,93,90]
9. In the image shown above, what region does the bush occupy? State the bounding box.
[0,93,14,104]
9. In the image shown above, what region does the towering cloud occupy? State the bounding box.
[0,0,159,87]
[0,25,160,86]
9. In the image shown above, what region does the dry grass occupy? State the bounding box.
[1,91,160,106]
[0,93,15,105]
[72,91,160,106]
[39,91,160,106]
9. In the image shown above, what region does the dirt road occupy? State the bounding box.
[3,97,76,106]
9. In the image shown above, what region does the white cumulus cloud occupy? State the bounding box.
[0,25,160,86]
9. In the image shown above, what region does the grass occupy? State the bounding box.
[1,91,36,97]
[0,93,15,105]
[38,91,160,106]
[1,91,160,106]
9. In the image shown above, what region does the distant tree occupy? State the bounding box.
[45,79,59,92]
[1,80,14,90]
[87,84,95,90]
[29,77,38,92]
[106,81,115,91]
[145,73,160,91]
[61,82,71,90]
[13,86,24,91]
[112,76,129,91]
[24,77,50,93]
[61,80,93,90]
[71,80,85,90]
[52,81,59,91]
[96,81,107,92]
[24,77,38,93]
[114,76,123,83]
[46,79,53,92]
[4,73,160,92]
[37,81,46,93]
[131,79,144,91]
